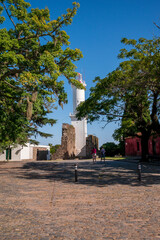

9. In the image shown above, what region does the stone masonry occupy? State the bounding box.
[52,123,76,160]
[86,135,99,158]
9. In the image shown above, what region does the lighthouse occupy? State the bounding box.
[70,73,87,157]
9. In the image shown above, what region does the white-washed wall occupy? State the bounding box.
[0,151,6,161]
[20,143,31,160]
[0,144,50,161]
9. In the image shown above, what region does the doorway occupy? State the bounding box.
[6,148,12,160]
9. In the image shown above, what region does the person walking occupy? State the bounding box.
[91,147,97,163]
[100,147,105,161]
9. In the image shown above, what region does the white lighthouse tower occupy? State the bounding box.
[70,73,87,157]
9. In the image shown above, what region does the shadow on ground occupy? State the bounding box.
[10,159,160,187]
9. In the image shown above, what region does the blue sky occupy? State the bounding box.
[24,1,160,146]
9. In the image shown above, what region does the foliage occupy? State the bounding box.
[0,0,83,149]
[77,37,160,161]
[49,143,60,155]
[101,141,124,157]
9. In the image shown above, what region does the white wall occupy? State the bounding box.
[0,144,30,161]
[31,145,50,150]
[12,146,21,160]
[72,86,85,114]
[20,143,32,160]
[70,73,87,157]
[0,144,50,161]
[0,151,6,161]
[71,116,87,156]
[0,146,21,161]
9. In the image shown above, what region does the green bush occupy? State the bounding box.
[49,144,60,154]
[101,141,125,157]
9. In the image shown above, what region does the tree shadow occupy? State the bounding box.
[16,160,160,187]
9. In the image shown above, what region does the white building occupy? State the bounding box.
[0,143,50,161]
[70,73,87,157]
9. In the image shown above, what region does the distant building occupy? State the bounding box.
[125,136,160,157]
[0,143,50,161]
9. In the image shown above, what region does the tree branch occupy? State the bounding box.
[153,22,160,30]
[18,32,52,41]
[0,68,24,81]
[2,2,16,29]
[18,9,74,41]
[4,80,17,89]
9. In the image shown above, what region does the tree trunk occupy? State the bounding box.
[141,132,150,162]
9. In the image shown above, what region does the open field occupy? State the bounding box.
[0,159,160,239]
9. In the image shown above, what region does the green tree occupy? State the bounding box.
[0,0,83,150]
[49,143,60,155]
[101,142,119,157]
[77,37,160,161]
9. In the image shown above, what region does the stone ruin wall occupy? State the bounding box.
[86,135,99,158]
[51,124,99,160]
[51,123,76,160]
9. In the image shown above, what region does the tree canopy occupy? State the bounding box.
[77,37,160,161]
[101,142,124,157]
[0,0,83,150]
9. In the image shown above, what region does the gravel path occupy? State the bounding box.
[0,159,160,239]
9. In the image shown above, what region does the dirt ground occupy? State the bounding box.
[0,159,160,240]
